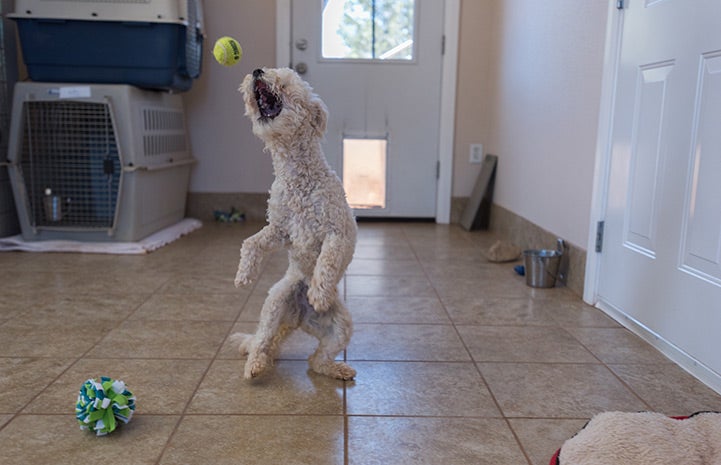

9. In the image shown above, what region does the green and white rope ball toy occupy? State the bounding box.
[76,377,136,436]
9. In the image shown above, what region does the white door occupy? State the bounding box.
[598,0,721,378]
[290,0,445,218]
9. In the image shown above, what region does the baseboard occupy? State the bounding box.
[597,300,721,396]
[186,192,268,222]
[452,197,586,297]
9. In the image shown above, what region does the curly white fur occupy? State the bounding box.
[232,67,357,381]
[559,411,721,465]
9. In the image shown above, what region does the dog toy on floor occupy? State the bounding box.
[552,411,721,465]
[213,36,243,66]
[214,207,245,223]
[75,377,136,436]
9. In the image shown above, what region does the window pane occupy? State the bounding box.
[322,0,415,60]
[343,138,386,209]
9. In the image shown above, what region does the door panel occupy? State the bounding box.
[291,0,444,217]
[599,0,721,376]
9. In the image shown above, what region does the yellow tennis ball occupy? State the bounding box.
[213,36,242,67]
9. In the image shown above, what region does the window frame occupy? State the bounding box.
[319,0,420,65]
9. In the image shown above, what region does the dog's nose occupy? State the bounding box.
[253,68,264,79]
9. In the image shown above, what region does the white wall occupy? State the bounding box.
[453,1,608,248]
[184,0,276,194]
[186,1,609,250]
[486,0,608,247]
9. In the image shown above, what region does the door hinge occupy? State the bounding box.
[595,220,605,253]
[436,160,441,179]
[616,0,624,9]
[441,35,446,55]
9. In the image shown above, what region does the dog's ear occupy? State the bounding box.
[310,97,328,137]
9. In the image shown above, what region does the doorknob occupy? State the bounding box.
[295,62,308,75]
[295,38,308,51]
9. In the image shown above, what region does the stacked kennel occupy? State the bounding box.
[6,0,203,241]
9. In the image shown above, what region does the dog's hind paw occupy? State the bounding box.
[244,353,269,379]
[333,362,356,381]
[307,284,332,313]
[311,361,356,380]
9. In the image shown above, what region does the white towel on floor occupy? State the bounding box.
[0,218,202,254]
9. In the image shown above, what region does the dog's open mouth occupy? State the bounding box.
[254,79,283,121]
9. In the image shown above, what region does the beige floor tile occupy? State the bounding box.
[0,414,179,465]
[565,327,672,364]
[348,417,528,465]
[160,415,344,465]
[509,418,589,465]
[479,362,648,417]
[346,361,500,417]
[236,293,268,321]
[443,296,558,326]
[414,244,490,261]
[188,360,344,415]
[609,363,721,416]
[353,243,417,260]
[23,358,210,415]
[17,293,147,322]
[68,269,172,295]
[433,275,536,299]
[458,326,597,363]
[157,271,241,295]
[421,260,509,280]
[346,275,436,297]
[347,296,450,324]
[93,320,231,359]
[0,358,74,413]
[348,323,470,361]
[346,258,425,276]
[3,270,78,293]
[132,293,247,321]
[3,222,721,464]
[0,318,116,357]
[0,291,53,319]
[545,299,620,327]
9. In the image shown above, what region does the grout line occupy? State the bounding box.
[154,232,260,465]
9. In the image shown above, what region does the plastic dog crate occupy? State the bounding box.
[9,0,204,92]
[7,82,194,242]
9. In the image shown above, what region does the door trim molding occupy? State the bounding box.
[276,0,459,224]
[583,1,624,304]
[436,0,460,224]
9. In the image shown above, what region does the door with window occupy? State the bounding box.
[290,0,445,218]
[598,0,721,380]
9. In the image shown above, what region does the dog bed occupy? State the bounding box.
[551,411,721,465]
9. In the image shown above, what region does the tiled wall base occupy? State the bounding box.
[452,197,586,297]
[189,193,586,296]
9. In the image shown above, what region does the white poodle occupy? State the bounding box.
[231,67,357,381]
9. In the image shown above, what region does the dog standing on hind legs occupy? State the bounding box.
[232,67,357,380]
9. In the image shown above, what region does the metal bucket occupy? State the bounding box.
[523,249,562,288]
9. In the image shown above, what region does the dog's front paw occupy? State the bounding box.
[307,284,332,312]
[234,268,253,288]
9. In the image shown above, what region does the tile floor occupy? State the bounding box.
[1,221,721,464]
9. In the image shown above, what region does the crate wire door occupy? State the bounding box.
[20,98,122,232]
